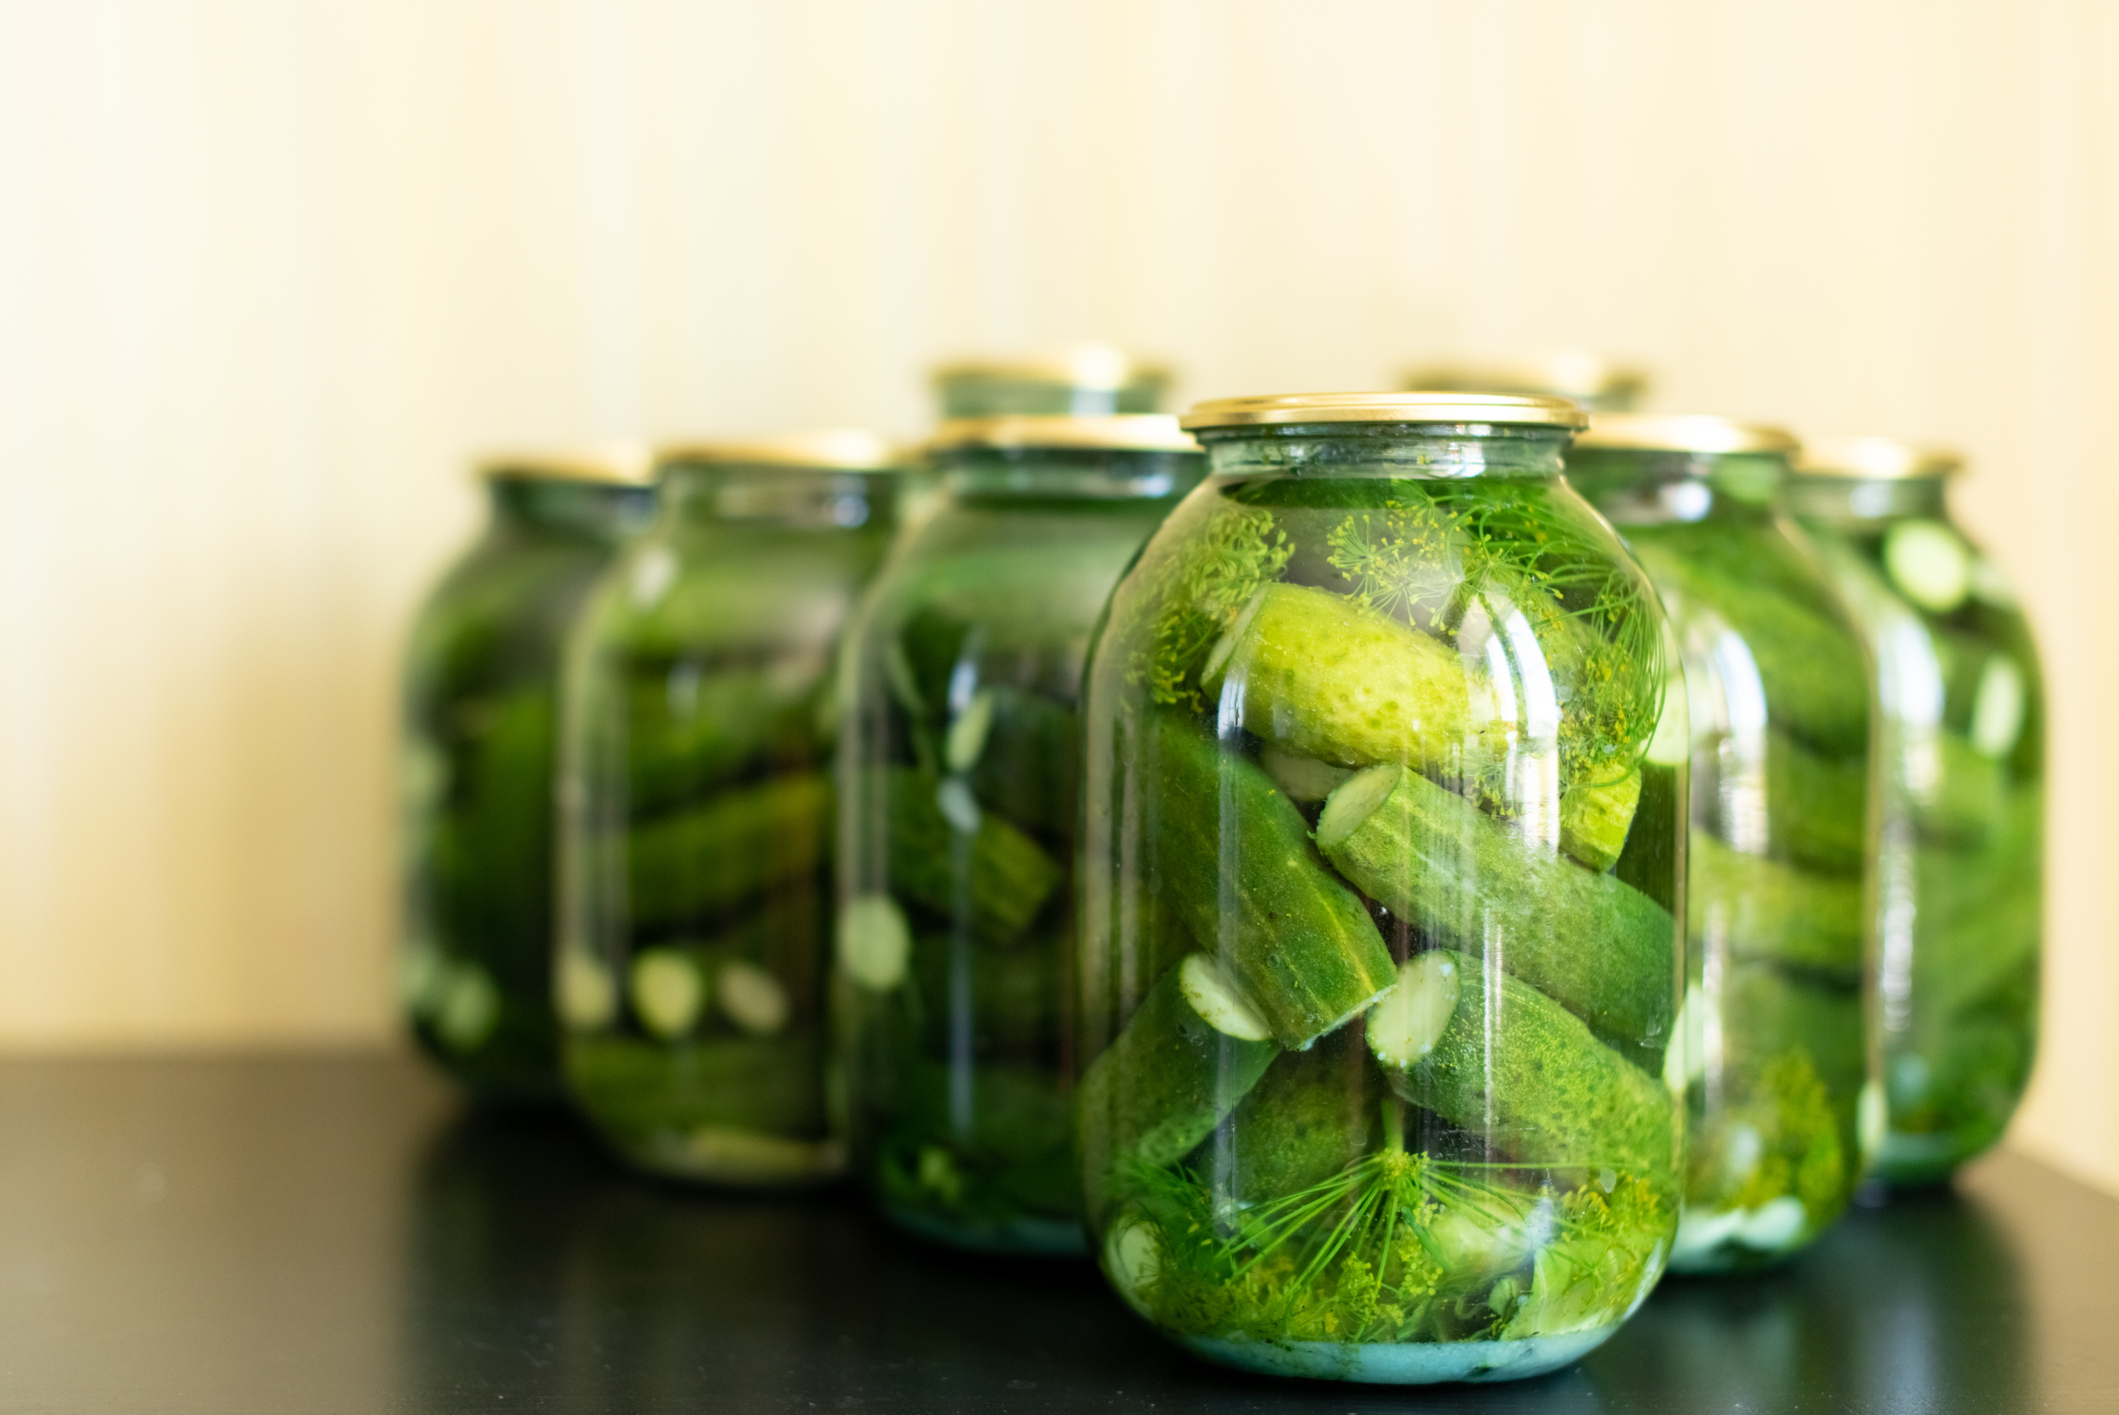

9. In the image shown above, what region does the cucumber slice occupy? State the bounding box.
[629,949,707,1040]
[1884,521,1970,613]
[1559,768,1642,873]
[837,894,912,991]
[1076,954,1280,1224]
[876,768,1061,943]
[1177,953,1273,1041]
[1388,949,1675,1176]
[1318,763,1675,1053]
[1367,951,1462,1069]
[558,951,618,1030]
[1202,582,1470,772]
[1149,720,1397,1049]
[944,688,996,772]
[1258,746,1354,804]
[1970,655,2026,759]
[626,772,829,929]
[716,960,791,1036]
[436,962,500,1053]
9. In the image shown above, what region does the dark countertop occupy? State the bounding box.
[0,1055,2112,1413]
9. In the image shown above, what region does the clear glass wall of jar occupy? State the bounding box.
[1077,393,1684,1384]
[557,430,905,1185]
[1400,350,1650,413]
[401,445,658,1104]
[931,342,1170,417]
[836,415,1204,1256]
[1570,416,1877,1272]
[1784,439,2043,1186]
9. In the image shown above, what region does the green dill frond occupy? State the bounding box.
[1125,503,1293,708]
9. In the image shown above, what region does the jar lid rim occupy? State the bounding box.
[928,414,1199,455]
[1790,436,1962,480]
[656,428,904,473]
[476,440,655,486]
[931,341,1170,390]
[1182,392,1588,431]
[1574,414,1797,456]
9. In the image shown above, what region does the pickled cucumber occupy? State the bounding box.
[1379,950,1675,1177]
[1076,954,1280,1223]
[1560,768,1642,873]
[625,772,829,929]
[1208,1025,1381,1204]
[1202,582,1470,772]
[1147,720,1397,1049]
[1689,833,1863,979]
[877,767,1063,943]
[1765,732,1868,874]
[1317,763,1675,1052]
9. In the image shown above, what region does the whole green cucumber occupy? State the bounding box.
[625,773,829,930]
[1201,582,1470,772]
[1147,719,1397,1049]
[1689,833,1863,979]
[1208,1023,1380,1205]
[625,661,822,814]
[1372,950,1676,1178]
[1076,953,1281,1224]
[1317,763,1676,1053]
[875,767,1062,944]
[1765,731,1868,875]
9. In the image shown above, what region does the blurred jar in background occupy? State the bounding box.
[401,445,658,1104]
[931,342,1171,418]
[1571,416,1877,1272]
[557,431,906,1185]
[835,414,1204,1255]
[1785,440,2044,1186]
[1401,349,1651,413]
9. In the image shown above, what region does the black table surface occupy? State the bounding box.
[0,1055,2113,1413]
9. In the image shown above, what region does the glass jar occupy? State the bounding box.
[1400,351,1650,413]
[1785,440,2043,1185]
[401,446,657,1103]
[557,430,905,1185]
[1078,393,1684,1384]
[836,415,1205,1255]
[1569,416,1877,1271]
[931,342,1170,417]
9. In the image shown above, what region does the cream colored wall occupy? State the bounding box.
[0,0,2112,1192]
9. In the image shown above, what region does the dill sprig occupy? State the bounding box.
[1126,503,1293,709]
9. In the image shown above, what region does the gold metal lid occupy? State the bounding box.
[930,342,1170,391]
[1574,414,1797,457]
[476,441,654,486]
[1401,350,1650,404]
[655,428,903,473]
[928,414,1199,455]
[1181,391,1587,431]
[1791,436,1962,480]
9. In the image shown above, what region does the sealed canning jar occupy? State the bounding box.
[557,430,905,1185]
[836,415,1204,1255]
[1078,393,1684,1383]
[401,445,657,1103]
[932,342,1170,418]
[1785,440,2043,1185]
[1570,416,1876,1271]
[1401,351,1650,413]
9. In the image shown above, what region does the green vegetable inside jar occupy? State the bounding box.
[931,342,1170,418]
[556,430,906,1185]
[401,445,658,1104]
[1077,393,1684,1384]
[836,414,1204,1256]
[1785,439,2043,1186]
[1570,415,1878,1272]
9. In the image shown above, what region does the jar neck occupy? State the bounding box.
[1565,448,1783,528]
[1781,474,1950,526]
[660,463,897,529]
[486,477,657,542]
[933,446,1202,500]
[936,378,1164,418]
[1196,423,1571,480]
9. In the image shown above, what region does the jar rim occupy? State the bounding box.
[655,428,904,474]
[476,440,654,486]
[1399,349,1649,404]
[928,414,1199,455]
[930,341,1169,391]
[1790,436,1962,480]
[1574,414,1797,457]
[1181,391,1587,431]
